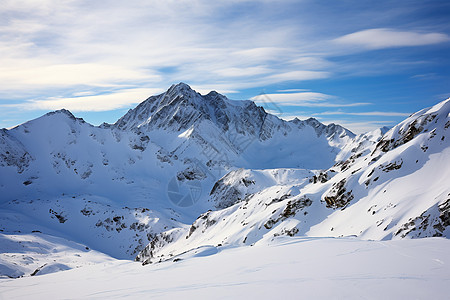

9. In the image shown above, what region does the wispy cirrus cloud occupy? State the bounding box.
[0,61,157,91]
[0,0,449,131]
[3,88,163,112]
[0,1,333,104]
[334,28,450,50]
[316,111,411,117]
[251,92,370,107]
[276,89,310,93]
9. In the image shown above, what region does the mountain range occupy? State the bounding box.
[0,83,449,278]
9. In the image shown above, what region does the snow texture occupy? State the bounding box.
[1,237,449,299]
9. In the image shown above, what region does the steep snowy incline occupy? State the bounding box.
[136,98,450,264]
[309,97,450,239]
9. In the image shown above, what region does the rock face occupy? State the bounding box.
[115,83,266,134]
[0,129,32,173]
[323,179,353,209]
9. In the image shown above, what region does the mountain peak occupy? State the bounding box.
[169,82,193,92]
[373,97,450,154]
[113,84,357,149]
[46,108,76,119]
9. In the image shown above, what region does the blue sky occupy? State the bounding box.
[0,0,449,133]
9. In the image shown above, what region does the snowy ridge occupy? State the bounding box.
[114,83,354,170]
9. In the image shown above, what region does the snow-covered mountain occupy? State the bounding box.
[0,83,354,277]
[113,82,354,170]
[136,97,450,264]
[0,83,448,278]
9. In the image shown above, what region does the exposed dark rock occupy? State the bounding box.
[323,179,354,209]
[49,209,67,223]
[80,208,93,216]
[136,231,175,265]
[395,198,450,238]
[177,166,206,181]
[186,211,216,239]
[273,227,299,237]
[311,171,328,183]
[381,160,403,172]
[0,129,33,173]
[264,197,312,229]
[374,114,437,154]
[209,170,256,209]
[265,194,291,206]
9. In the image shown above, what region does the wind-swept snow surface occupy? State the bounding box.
[1,237,449,299]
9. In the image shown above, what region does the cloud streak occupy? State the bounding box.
[317,111,411,117]
[4,88,163,112]
[334,28,450,50]
[251,92,370,107]
[0,1,448,132]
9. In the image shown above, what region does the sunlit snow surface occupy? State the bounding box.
[0,237,449,299]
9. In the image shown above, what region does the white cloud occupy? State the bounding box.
[6,88,163,112]
[266,71,330,82]
[251,92,370,107]
[0,0,447,126]
[0,62,157,89]
[289,56,332,69]
[252,92,332,103]
[334,28,450,50]
[0,1,334,107]
[276,89,310,93]
[212,67,271,78]
[317,111,411,117]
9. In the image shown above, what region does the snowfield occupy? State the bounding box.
[1,237,449,299]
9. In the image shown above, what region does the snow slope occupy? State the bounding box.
[1,237,449,299]
[0,232,113,279]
